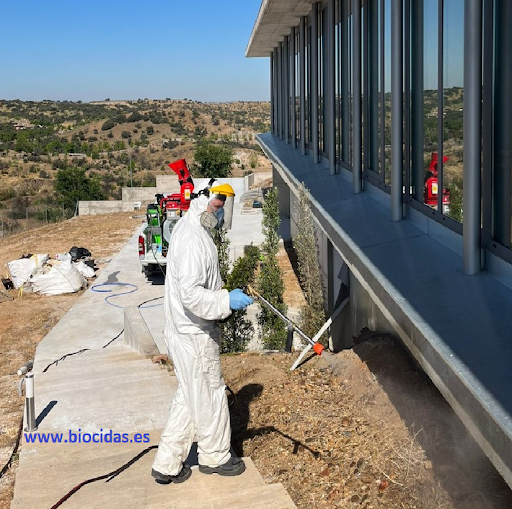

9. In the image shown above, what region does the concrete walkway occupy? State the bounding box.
[11,225,297,508]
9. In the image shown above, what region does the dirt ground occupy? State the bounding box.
[0,211,143,508]
[1,213,512,509]
[223,345,512,509]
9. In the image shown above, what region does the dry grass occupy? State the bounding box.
[222,339,512,509]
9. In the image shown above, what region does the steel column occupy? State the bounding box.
[274,48,279,136]
[300,17,307,155]
[327,0,336,174]
[270,54,274,135]
[352,0,362,192]
[342,0,350,163]
[291,27,297,148]
[277,43,282,139]
[311,3,320,163]
[391,0,403,221]
[284,36,290,144]
[463,0,482,274]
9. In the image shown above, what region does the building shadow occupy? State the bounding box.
[349,334,512,507]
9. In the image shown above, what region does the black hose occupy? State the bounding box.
[50,445,158,509]
[0,415,23,480]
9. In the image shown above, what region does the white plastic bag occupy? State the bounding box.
[74,261,95,279]
[30,260,87,295]
[7,258,36,289]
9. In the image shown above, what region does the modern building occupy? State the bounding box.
[247,0,512,489]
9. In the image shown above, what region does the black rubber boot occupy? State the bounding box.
[198,457,246,476]
[151,464,192,484]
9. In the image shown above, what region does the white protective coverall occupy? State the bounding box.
[152,194,232,476]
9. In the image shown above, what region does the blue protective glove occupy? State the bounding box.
[229,289,253,311]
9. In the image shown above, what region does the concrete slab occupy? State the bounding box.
[13,430,268,508]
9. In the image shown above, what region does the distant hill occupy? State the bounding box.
[0,99,271,234]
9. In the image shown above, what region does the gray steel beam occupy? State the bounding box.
[274,48,279,136]
[278,42,284,140]
[411,0,424,200]
[403,0,411,201]
[391,0,403,221]
[369,0,379,174]
[327,0,336,174]
[494,0,512,248]
[342,0,350,163]
[463,0,482,274]
[270,53,275,135]
[300,17,307,155]
[352,0,362,192]
[284,36,290,144]
[311,3,320,163]
[380,0,385,181]
[291,27,297,148]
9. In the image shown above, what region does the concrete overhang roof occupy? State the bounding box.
[246,0,315,57]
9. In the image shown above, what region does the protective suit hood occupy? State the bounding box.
[185,194,210,228]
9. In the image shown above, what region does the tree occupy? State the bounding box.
[221,245,260,353]
[213,227,259,353]
[101,119,115,131]
[54,167,105,211]
[258,187,287,349]
[192,141,233,179]
[294,183,326,340]
[248,152,258,169]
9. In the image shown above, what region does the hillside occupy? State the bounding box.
[0,99,271,235]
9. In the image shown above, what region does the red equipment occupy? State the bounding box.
[168,159,194,211]
[424,152,450,212]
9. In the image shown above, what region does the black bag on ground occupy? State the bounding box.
[69,246,91,261]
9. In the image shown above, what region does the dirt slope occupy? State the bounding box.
[223,344,512,509]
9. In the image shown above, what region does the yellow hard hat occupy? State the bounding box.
[209,183,235,197]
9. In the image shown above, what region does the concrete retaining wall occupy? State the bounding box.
[80,176,256,216]
[122,187,160,203]
[124,306,160,358]
[79,200,144,215]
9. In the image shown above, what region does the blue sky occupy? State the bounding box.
[0,0,269,102]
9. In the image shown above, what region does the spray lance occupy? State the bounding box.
[247,286,350,371]
[246,285,326,356]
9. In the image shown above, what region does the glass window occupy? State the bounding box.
[338,0,351,167]
[365,0,381,176]
[383,0,392,186]
[493,0,512,248]
[442,0,464,221]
